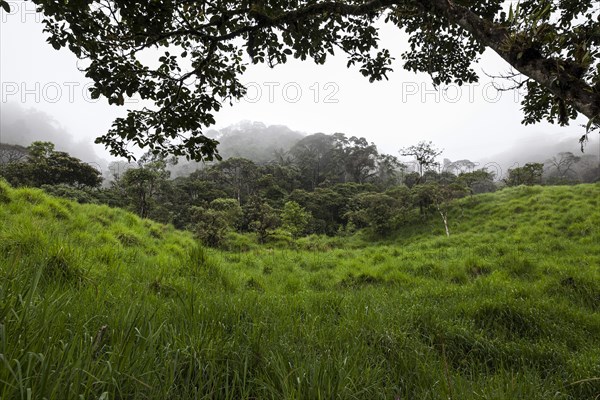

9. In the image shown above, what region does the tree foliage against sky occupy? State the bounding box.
[400,140,443,178]
[13,0,599,160]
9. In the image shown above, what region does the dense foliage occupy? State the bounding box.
[0,142,102,189]
[2,134,598,246]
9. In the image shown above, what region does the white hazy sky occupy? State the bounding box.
[0,2,596,166]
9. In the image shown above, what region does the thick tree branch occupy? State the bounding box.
[422,0,599,123]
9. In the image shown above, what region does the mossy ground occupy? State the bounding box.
[1,180,599,399]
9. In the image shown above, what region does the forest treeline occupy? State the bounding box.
[1,131,598,246]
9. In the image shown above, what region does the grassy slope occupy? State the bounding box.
[0,180,599,399]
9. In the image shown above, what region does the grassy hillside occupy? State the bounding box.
[0,180,599,399]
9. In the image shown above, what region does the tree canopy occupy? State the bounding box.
[7,0,600,161]
[0,141,102,188]
[400,141,443,178]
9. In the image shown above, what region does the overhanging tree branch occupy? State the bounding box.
[20,0,600,160]
[422,0,599,123]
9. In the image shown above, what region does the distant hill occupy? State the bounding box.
[206,121,304,163]
[477,132,600,180]
[167,121,305,177]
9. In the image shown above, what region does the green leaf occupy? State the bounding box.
[1,1,10,13]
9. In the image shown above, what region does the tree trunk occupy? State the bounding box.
[438,207,450,237]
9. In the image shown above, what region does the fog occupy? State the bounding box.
[480,131,600,178]
[1,99,598,182]
[0,102,107,170]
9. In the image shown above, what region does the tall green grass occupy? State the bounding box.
[0,180,599,399]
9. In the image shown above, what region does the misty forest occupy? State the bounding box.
[1,0,600,399]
